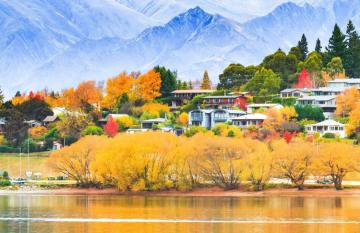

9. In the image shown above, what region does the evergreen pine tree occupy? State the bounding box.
[200,70,212,89]
[326,24,347,64]
[315,38,322,53]
[297,34,309,61]
[344,20,360,78]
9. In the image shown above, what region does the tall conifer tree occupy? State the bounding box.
[326,24,347,64]
[297,34,309,61]
[344,20,360,78]
[315,38,322,53]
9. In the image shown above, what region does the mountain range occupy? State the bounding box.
[2,0,360,97]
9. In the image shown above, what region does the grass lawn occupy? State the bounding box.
[0,151,58,178]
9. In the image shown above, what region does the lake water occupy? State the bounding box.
[0,194,360,233]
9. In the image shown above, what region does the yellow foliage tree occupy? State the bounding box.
[141,102,170,119]
[47,136,107,186]
[177,112,189,127]
[29,126,48,140]
[242,140,273,191]
[102,72,134,109]
[335,87,360,117]
[314,142,360,190]
[93,132,179,191]
[273,140,315,190]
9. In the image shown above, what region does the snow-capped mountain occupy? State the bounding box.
[0,0,154,96]
[3,0,360,96]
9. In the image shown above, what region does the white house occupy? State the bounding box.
[280,88,312,98]
[327,79,360,89]
[296,96,336,119]
[247,103,283,114]
[231,113,268,129]
[188,109,246,129]
[305,120,346,138]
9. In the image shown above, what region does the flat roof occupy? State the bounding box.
[247,103,283,108]
[203,95,242,99]
[281,88,313,93]
[141,118,166,123]
[328,78,360,83]
[172,89,214,94]
[232,113,267,120]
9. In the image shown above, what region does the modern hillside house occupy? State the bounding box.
[171,89,214,108]
[188,109,246,129]
[231,113,268,129]
[296,96,336,119]
[327,79,360,89]
[280,88,312,98]
[202,95,247,110]
[305,120,346,138]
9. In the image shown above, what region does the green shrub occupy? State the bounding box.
[0,180,11,187]
[323,132,336,139]
[272,97,297,106]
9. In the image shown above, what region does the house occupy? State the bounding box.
[305,120,346,138]
[127,128,149,134]
[42,115,58,126]
[280,88,312,98]
[24,120,42,128]
[231,113,268,129]
[311,87,343,96]
[171,89,214,108]
[141,118,166,129]
[247,103,283,114]
[327,78,360,89]
[53,141,62,150]
[188,109,246,129]
[202,95,247,110]
[296,96,336,119]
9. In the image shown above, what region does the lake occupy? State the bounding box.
[0,194,360,233]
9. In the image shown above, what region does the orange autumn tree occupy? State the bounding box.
[132,69,161,101]
[335,87,360,117]
[346,103,360,136]
[60,87,77,109]
[102,72,134,109]
[75,81,103,109]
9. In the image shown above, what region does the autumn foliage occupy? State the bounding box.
[48,132,360,192]
[294,69,313,88]
[104,115,118,137]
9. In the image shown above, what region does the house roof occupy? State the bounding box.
[227,109,246,114]
[328,79,360,84]
[232,113,267,121]
[280,88,312,93]
[203,95,242,99]
[141,118,166,123]
[172,89,214,94]
[306,120,344,127]
[247,103,283,108]
[43,115,58,122]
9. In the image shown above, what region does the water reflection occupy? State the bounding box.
[0,195,359,233]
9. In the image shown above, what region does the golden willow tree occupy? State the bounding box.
[200,70,212,90]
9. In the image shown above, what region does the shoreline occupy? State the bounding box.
[2,187,360,197]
